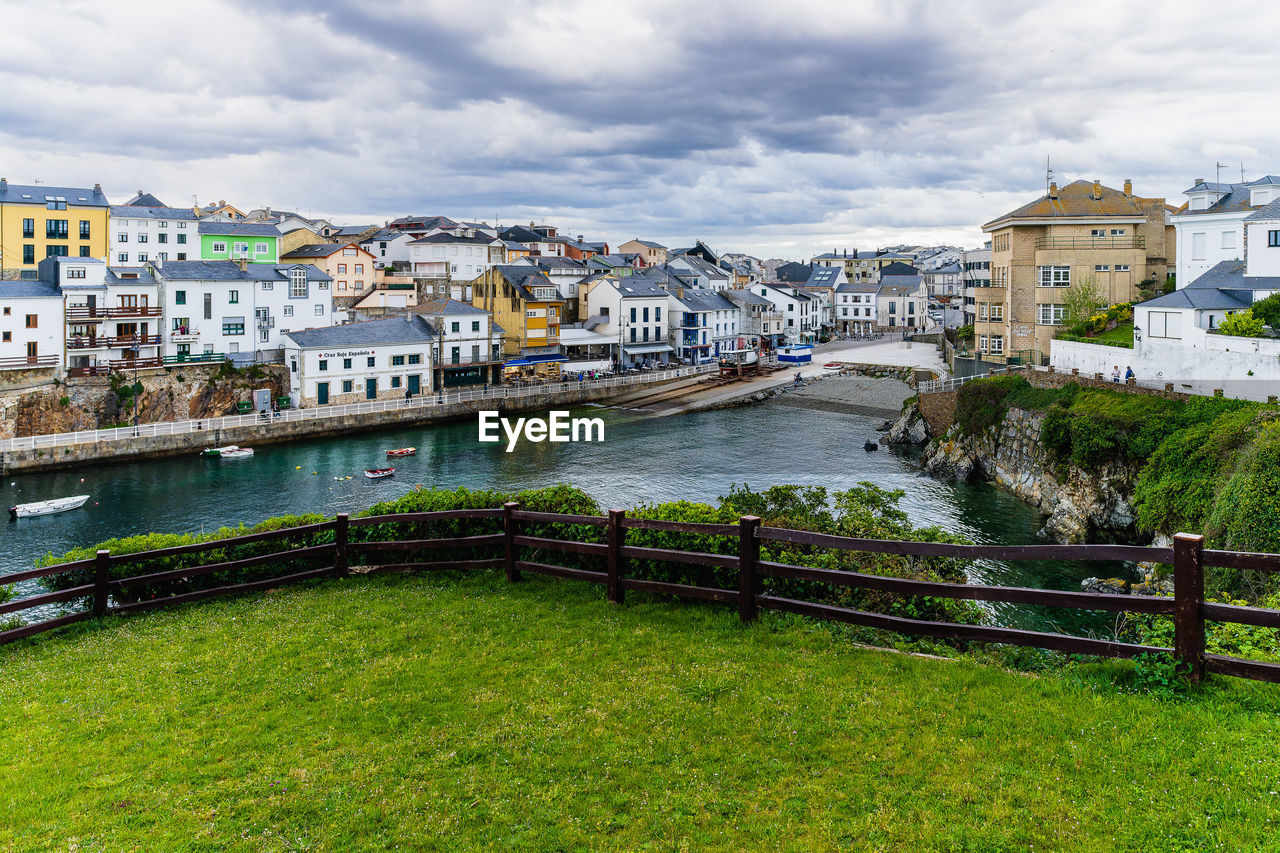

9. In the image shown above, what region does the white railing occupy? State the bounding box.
[918,368,1003,394]
[0,364,717,453]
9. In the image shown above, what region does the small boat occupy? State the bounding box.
[10,494,90,519]
[385,447,416,457]
[823,362,843,370]
[202,445,243,457]
[864,440,879,452]
[219,448,254,459]
[364,467,396,480]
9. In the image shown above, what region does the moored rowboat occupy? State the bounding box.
[10,494,90,519]
[385,447,416,457]
[364,467,395,480]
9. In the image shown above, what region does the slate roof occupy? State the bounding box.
[630,239,666,249]
[879,274,924,291]
[0,182,109,207]
[774,262,812,283]
[836,283,879,293]
[150,260,332,282]
[1182,181,1233,195]
[361,228,404,243]
[287,315,437,349]
[413,297,488,316]
[390,215,456,230]
[408,232,500,246]
[878,261,920,276]
[105,267,158,284]
[499,225,545,243]
[985,179,1156,227]
[0,280,61,299]
[493,265,562,302]
[124,192,168,207]
[805,266,843,286]
[1139,261,1280,311]
[723,288,772,305]
[614,277,669,298]
[110,204,198,221]
[1244,198,1280,221]
[673,288,735,313]
[1138,288,1249,311]
[281,244,361,259]
[197,222,282,237]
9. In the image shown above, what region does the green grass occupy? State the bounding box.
[1093,321,1134,345]
[2,573,1280,851]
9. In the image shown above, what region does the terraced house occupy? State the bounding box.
[472,265,565,375]
[198,222,281,264]
[0,179,110,279]
[980,178,1175,363]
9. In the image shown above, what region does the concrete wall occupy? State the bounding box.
[0,375,684,474]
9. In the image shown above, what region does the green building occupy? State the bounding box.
[198,222,281,264]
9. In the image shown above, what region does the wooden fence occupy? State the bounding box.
[2,505,1278,684]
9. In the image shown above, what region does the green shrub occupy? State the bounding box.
[1217,309,1266,338]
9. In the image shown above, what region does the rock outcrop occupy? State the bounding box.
[921,407,1141,543]
[884,403,929,445]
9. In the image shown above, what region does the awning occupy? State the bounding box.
[622,343,674,355]
[526,354,568,364]
[503,358,533,367]
[222,316,245,325]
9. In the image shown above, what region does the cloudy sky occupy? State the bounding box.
[1,0,1277,259]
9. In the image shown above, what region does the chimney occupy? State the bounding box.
[1048,181,1058,198]
[1195,178,1205,186]
[1123,178,1132,197]
[1091,180,1102,200]
[236,258,248,272]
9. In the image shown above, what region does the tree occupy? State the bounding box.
[1063,275,1105,324]
[1250,292,1280,332]
[1217,309,1266,338]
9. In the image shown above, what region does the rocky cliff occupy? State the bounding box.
[892,405,1141,544]
[0,364,290,439]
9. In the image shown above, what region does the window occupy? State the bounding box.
[175,290,186,305]
[80,246,91,257]
[177,253,186,260]
[117,252,128,263]
[367,356,376,368]
[319,359,328,371]
[22,218,33,238]
[23,245,34,264]
[157,233,167,244]
[1110,229,1125,236]
[314,304,324,316]
[204,293,212,320]
[471,321,480,332]
[25,314,37,328]
[74,219,88,240]
[337,264,347,274]
[157,252,167,261]
[255,242,269,255]
[391,376,402,388]
[408,354,421,365]
[262,281,273,291]
[212,241,226,254]
[1147,310,1182,339]
[451,321,460,333]
[1038,266,1070,286]
[1191,232,1206,260]
[222,321,244,336]
[989,335,1004,355]
[137,232,148,243]
[1,332,8,342]
[158,221,167,228]
[45,219,68,239]
[289,269,307,297]
[392,355,406,366]
[228,290,239,304]
[342,380,353,393]
[1222,231,1237,250]
[177,233,187,244]
[117,232,128,243]
[283,305,293,317]
[178,221,186,229]
[343,248,357,256]
[137,253,147,263]
[338,281,347,292]
[1037,303,1067,325]
[1094,265,1110,272]
[354,264,363,273]
[233,242,248,256]
[172,317,190,332]
[1270,230,1280,248]
[1090,229,1106,237]
[46,199,66,210]
[990,304,1003,321]
[1115,264,1130,272]
[66,267,85,279]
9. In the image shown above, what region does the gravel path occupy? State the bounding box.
[769,375,913,417]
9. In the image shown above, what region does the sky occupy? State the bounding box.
[2,0,1279,260]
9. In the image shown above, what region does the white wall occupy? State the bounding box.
[1174,211,1244,286]
[1245,220,1280,277]
[0,297,63,364]
[110,214,195,264]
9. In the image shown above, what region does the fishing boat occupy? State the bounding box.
[364,467,396,480]
[385,447,416,457]
[219,447,254,459]
[10,494,90,520]
[202,445,243,457]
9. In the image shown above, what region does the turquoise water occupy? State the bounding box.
[2,403,1132,634]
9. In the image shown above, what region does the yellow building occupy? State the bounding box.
[979,179,1175,362]
[472,265,564,375]
[0,179,110,278]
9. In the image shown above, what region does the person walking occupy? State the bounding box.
[1112,365,1121,383]
[1125,365,1135,383]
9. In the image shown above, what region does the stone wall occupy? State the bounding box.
[917,388,957,436]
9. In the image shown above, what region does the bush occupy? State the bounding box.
[1216,309,1266,338]
[1252,293,1280,332]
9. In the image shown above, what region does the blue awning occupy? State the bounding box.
[526,354,568,364]
[503,358,533,367]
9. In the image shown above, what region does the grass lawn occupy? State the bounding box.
[1093,322,1135,346]
[2,572,1279,851]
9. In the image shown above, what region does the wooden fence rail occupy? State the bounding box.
[2,507,1279,684]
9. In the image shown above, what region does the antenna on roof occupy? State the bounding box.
[1216,162,1227,183]
[1241,162,1248,183]
[1045,156,1053,196]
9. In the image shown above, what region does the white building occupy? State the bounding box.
[666,255,732,291]
[923,262,963,297]
[834,283,878,334]
[877,275,928,330]
[1172,176,1280,287]
[0,279,63,369]
[284,314,437,406]
[666,287,740,362]
[411,297,503,388]
[110,203,198,265]
[45,257,162,374]
[409,227,506,280]
[579,274,673,366]
[724,289,784,349]
[960,244,992,325]
[151,260,333,362]
[756,283,819,344]
[360,228,415,265]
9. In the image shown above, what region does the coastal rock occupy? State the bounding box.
[884,403,930,446]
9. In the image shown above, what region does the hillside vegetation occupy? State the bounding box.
[2,572,1278,851]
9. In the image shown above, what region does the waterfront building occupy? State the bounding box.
[1171,175,1280,287]
[411,297,503,388]
[109,197,198,265]
[755,282,819,344]
[665,254,732,291]
[0,179,110,279]
[407,226,506,282]
[578,273,673,367]
[801,265,846,333]
[280,243,382,301]
[981,178,1175,363]
[617,239,668,266]
[876,274,928,330]
[834,282,879,334]
[0,278,63,370]
[283,314,437,406]
[472,265,565,375]
[198,222,282,264]
[667,286,740,361]
[150,259,332,362]
[724,288,784,350]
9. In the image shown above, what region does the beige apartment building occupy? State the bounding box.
[978,179,1175,362]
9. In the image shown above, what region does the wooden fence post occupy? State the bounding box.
[503,501,520,583]
[607,509,626,605]
[334,513,350,577]
[738,515,761,623]
[1173,532,1205,683]
[93,549,110,618]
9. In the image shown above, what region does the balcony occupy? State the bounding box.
[442,352,503,366]
[170,329,200,343]
[67,334,162,350]
[66,305,163,321]
[1034,236,1145,251]
[0,355,58,370]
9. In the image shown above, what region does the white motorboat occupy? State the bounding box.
[219,448,255,459]
[202,445,240,457]
[10,494,90,519]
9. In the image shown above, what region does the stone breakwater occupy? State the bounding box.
[890,404,1141,544]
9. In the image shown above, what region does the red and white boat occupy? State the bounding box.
[364,467,396,480]
[385,447,416,457]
